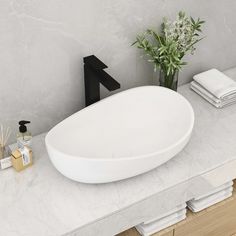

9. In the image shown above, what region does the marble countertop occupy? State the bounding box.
[1,68,236,236]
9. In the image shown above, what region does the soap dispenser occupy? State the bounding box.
[17,120,32,149]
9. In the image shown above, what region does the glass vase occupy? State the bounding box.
[0,145,5,159]
[159,69,179,91]
[0,145,10,159]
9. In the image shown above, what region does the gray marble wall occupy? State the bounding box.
[1,0,236,142]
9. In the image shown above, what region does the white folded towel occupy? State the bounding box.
[194,181,233,200]
[191,81,236,108]
[136,209,186,236]
[187,187,233,212]
[193,68,236,99]
[144,203,186,224]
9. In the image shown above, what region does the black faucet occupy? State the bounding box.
[83,55,120,106]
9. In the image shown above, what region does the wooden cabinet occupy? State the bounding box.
[118,181,236,236]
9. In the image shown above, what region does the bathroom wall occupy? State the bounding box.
[1,0,236,142]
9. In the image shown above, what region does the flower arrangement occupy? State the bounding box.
[132,11,205,90]
[0,124,11,159]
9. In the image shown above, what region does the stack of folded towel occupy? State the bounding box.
[187,181,233,212]
[191,69,236,108]
[135,204,187,236]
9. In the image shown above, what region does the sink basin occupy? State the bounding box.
[45,86,194,184]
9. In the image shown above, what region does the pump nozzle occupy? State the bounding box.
[19,120,31,133]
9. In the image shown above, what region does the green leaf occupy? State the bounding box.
[131,41,138,46]
[190,17,195,25]
[199,20,205,24]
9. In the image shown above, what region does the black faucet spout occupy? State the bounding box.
[83,55,120,106]
[96,69,120,91]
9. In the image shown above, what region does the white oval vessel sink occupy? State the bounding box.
[45,86,194,184]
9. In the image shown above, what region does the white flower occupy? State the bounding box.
[163,12,201,55]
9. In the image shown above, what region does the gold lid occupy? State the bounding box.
[11,149,21,159]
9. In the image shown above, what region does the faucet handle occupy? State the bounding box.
[83,55,108,70]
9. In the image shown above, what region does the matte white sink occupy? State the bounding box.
[45,86,194,184]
